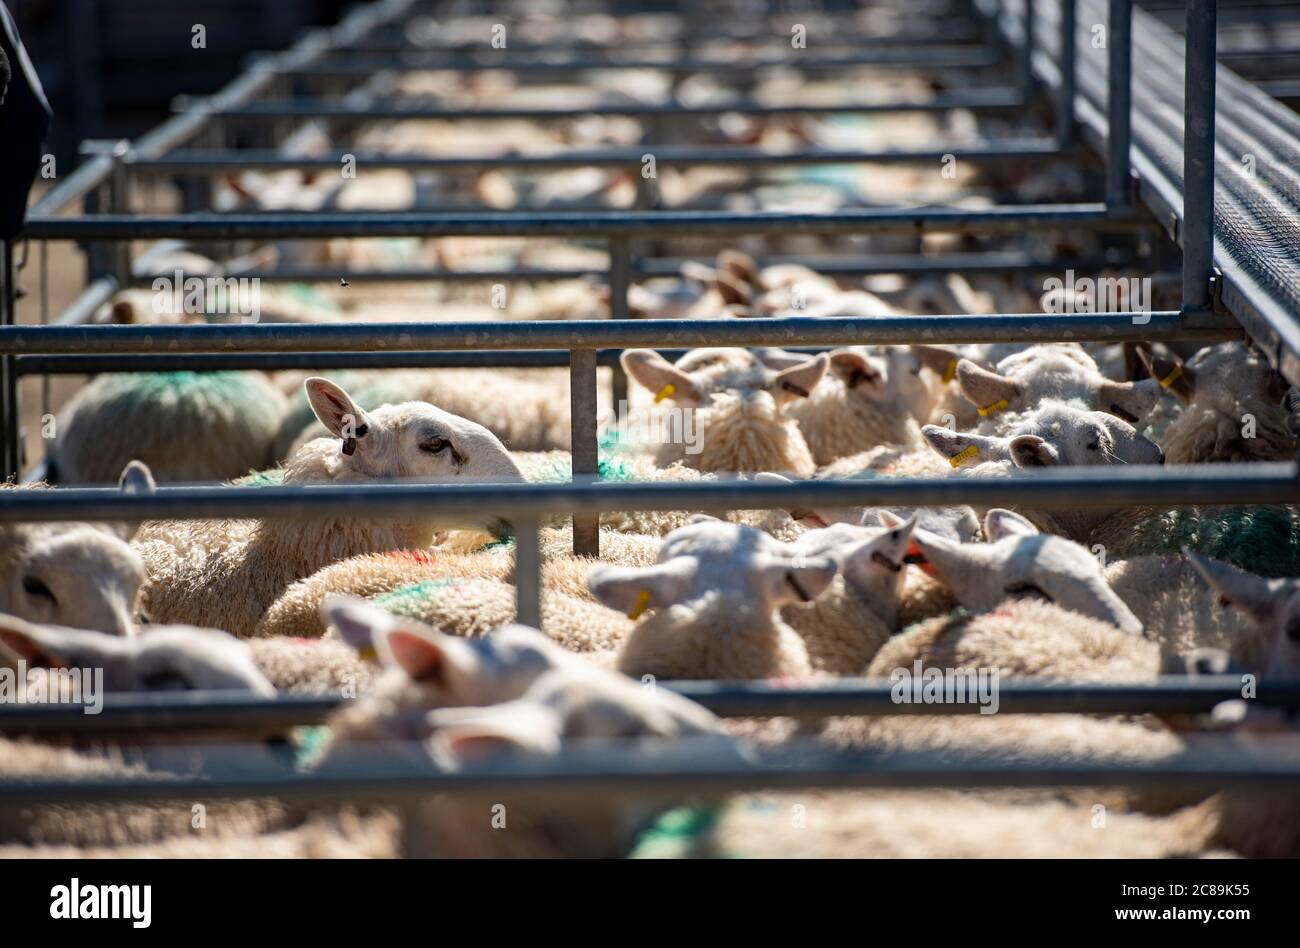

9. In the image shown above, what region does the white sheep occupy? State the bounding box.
[1,463,153,637]
[904,508,1143,634]
[588,518,838,680]
[1136,342,1297,463]
[52,372,288,485]
[617,347,828,475]
[134,377,525,637]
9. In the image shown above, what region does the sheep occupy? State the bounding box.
[587,518,839,680]
[778,513,918,673]
[617,347,828,474]
[245,636,376,695]
[1,463,153,637]
[1183,552,1300,676]
[903,508,1144,635]
[134,377,525,637]
[0,611,275,695]
[753,346,930,465]
[51,372,289,485]
[312,600,729,857]
[1135,341,1297,464]
[274,366,586,461]
[951,344,1161,432]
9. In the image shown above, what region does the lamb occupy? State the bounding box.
[903,508,1144,634]
[51,371,288,485]
[951,344,1161,432]
[134,377,525,637]
[0,611,275,695]
[587,518,838,680]
[1136,341,1297,464]
[274,366,586,461]
[312,600,729,858]
[1184,552,1300,676]
[617,347,828,474]
[779,513,919,673]
[754,346,930,465]
[1,463,153,637]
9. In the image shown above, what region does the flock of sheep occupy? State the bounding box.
[4,14,1300,859]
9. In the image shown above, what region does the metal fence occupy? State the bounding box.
[2,0,1300,815]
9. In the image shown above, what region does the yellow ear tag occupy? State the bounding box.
[355,645,379,663]
[977,398,1009,417]
[1159,364,1184,389]
[942,358,958,384]
[949,444,979,468]
[627,589,652,620]
[654,383,676,404]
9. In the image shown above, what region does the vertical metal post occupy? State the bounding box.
[1182,0,1217,312]
[1,241,18,480]
[1021,0,1037,95]
[1056,0,1077,145]
[1106,0,1133,208]
[570,348,600,557]
[108,142,133,287]
[608,236,631,409]
[515,517,543,630]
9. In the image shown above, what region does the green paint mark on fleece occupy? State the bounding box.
[101,371,259,406]
[370,579,455,618]
[628,805,728,859]
[1135,506,1300,578]
[231,468,285,487]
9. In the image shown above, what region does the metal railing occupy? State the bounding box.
[3,0,1298,823]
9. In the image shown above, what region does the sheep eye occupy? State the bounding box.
[22,576,56,602]
[1004,582,1052,602]
[1086,441,1100,451]
[420,438,449,455]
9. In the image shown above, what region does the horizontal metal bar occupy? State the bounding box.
[211,88,1027,120]
[0,465,1295,524]
[3,677,1297,736]
[285,45,1004,74]
[120,252,1148,288]
[18,204,1146,241]
[25,155,114,219]
[2,741,1297,807]
[0,312,1238,357]
[129,142,1063,174]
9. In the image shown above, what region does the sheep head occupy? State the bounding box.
[0,462,154,637]
[1187,553,1300,677]
[924,400,1164,470]
[955,345,1161,425]
[0,612,274,695]
[908,509,1143,634]
[304,377,524,482]
[789,512,918,615]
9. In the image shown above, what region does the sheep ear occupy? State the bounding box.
[620,350,703,405]
[110,299,140,324]
[119,460,156,495]
[714,271,753,309]
[717,248,760,287]
[956,360,1022,411]
[1009,434,1058,468]
[0,614,70,669]
[1186,552,1282,626]
[321,594,386,656]
[829,349,886,397]
[1098,379,1161,424]
[984,508,1038,541]
[679,260,717,286]
[1135,347,1195,403]
[587,559,697,617]
[907,530,979,587]
[753,347,813,371]
[427,704,562,766]
[921,425,1006,466]
[910,345,961,382]
[305,378,372,444]
[876,509,905,529]
[771,353,828,406]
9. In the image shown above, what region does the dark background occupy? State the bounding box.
[8,0,367,164]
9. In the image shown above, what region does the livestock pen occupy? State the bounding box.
[1,0,1300,862]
